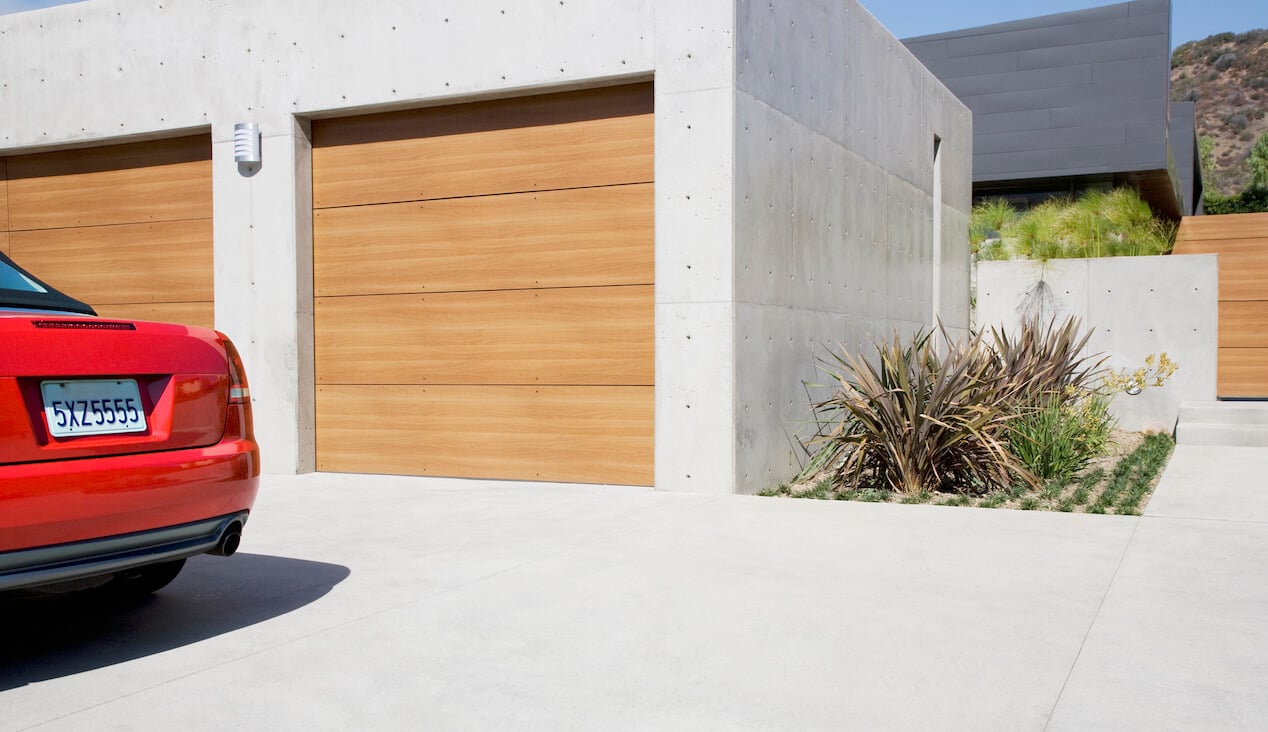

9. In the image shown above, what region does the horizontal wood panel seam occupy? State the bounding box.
[314,282,654,299]
[312,181,654,211]
[3,215,213,234]
[90,299,214,305]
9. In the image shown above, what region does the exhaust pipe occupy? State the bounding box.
[210,520,243,556]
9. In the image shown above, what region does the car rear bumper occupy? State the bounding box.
[0,437,259,554]
[0,511,248,592]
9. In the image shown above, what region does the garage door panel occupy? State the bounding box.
[313,84,652,485]
[312,85,653,209]
[316,384,653,485]
[7,136,212,231]
[316,285,653,386]
[314,184,653,297]
[312,82,652,149]
[10,219,214,306]
[94,302,215,330]
[1219,348,1268,398]
[0,232,8,257]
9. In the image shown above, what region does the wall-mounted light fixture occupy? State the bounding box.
[233,122,261,164]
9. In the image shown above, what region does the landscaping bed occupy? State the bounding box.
[763,430,1174,515]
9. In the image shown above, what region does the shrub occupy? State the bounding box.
[807,328,1034,496]
[798,317,1159,502]
[1249,132,1268,189]
[1204,187,1268,214]
[972,188,1174,261]
[989,316,1105,408]
[1011,199,1067,260]
[1103,352,1178,394]
[1008,390,1114,482]
[1223,112,1249,133]
[1199,136,1215,176]
[970,198,1019,251]
[989,316,1114,482]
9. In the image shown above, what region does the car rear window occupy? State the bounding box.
[0,253,96,315]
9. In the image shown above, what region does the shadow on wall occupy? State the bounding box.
[0,553,350,692]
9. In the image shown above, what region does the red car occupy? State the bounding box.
[0,251,259,597]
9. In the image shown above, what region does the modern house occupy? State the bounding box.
[0,0,971,493]
[903,0,1202,217]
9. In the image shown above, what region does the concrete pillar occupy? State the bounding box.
[212,118,315,475]
[653,0,738,492]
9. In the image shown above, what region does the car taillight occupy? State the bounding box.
[217,332,251,404]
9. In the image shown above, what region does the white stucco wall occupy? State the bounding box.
[976,256,1219,432]
[731,1,973,492]
[2,0,970,493]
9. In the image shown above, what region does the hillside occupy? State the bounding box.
[1171,29,1268,195]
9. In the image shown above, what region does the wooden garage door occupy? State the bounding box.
[312,83,654,485]
[0,135,214,328]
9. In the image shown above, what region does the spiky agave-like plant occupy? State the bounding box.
[988,315,1106,409]
[812,328,1036,496]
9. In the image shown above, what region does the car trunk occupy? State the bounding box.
[0,314,231,465]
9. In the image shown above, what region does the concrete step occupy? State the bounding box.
[1175,422,1268,447]
[1178,401,1268,426]
[1175,401,1268,447]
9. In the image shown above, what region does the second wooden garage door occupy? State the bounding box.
[0,135,214,328]
[312,84,654,485]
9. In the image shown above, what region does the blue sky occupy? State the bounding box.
[1,0,1264,49]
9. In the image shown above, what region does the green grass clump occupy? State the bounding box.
[970,198,1020,254]
[1086,433,1173,514]
[1009,392,1114,482]
[1069,468,1105,507]
[972,188,1175,262]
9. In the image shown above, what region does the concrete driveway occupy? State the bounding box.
[3,445,1267,730]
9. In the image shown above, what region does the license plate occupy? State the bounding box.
[40,379,147,438]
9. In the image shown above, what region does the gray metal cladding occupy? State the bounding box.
[1171,101,1201,214]
[902,0,1173,184]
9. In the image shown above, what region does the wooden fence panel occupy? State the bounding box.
[1174,212,1268,397]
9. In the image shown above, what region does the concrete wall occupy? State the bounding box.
[976,256,1218,432]
[732,0,973,492]
[1,0,968,493]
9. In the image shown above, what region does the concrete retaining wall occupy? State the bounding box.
[976,256,1219,432]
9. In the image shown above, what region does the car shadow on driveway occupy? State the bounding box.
[0,553,349,691]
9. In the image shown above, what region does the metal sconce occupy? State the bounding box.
[233,122,261,164]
